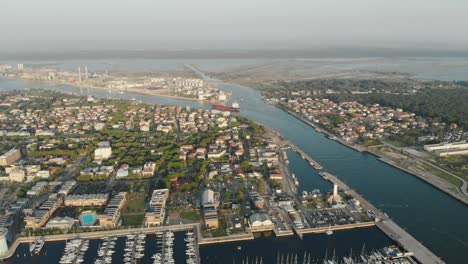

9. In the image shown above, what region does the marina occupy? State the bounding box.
[94,236,117,264]
[0,60,467,263]
[59,239,90,264]
[123,233,146,263]
[152,231,175,264]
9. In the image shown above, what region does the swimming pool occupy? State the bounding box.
[79,211,97,226]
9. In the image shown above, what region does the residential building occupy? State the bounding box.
[145,189,169,227]
[0,149,21,166]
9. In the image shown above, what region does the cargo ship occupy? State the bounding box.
[212,101,240,112]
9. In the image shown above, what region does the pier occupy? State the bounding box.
[377,220,444,264]
[283,142,323,170]
[298,222,376,235]
[318,172,444,264]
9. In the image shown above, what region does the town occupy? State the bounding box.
[0,89,415,262]
[0,64,229,102]
[261,87,468,206]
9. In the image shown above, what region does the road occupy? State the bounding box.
[61,154,88,181]
[380,141,468,198]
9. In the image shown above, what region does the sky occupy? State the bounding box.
[2,0,468,52]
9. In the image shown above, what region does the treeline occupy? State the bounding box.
[325,88,468,127]
[271,78,462,94]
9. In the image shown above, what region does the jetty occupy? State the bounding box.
[283,142,323,170]
[318,172,444,264]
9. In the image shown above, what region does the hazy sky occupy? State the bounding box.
[2,0,468,52]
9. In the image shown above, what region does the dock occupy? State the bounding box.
[0,223,197,261]
[284,142,323,170]
[319,172,444,264]
[298,222,376,235]
[198,232,255,245]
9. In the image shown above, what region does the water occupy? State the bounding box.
[200,227,393,264]
[286,149,332,193]
[1,58,467,263]
[218,81,468,263]
[7,232,188,264]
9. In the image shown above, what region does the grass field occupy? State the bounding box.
[122,214,145,226]
[122,193,146,226]
[180,210,201,222]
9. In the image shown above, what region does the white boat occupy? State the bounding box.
[29,240,36,253]
[326,225,333,236]
[34,239,45,254]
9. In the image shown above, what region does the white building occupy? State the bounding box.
[46,217,75,230]
[424,141,468,157]
[249,213,273,228]
[8,168,25,182]
[35,170,51,179]
[94,141,112,162]
[202,189,216,208]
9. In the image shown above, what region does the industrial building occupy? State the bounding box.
[424,141,468,157]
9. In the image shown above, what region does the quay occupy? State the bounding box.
[283,142,323,170]
[377,220,444,264]
[298,222,376,235]
[319,172,444,264]
[198,233,254,245]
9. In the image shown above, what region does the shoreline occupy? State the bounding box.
[281,104,468,206]
[1,76,232,105]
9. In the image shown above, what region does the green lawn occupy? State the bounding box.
[122,214,145,226]
[432,169,463,188]
[180,210,201,222]
[122,193,146,226]
[123,193,146,214]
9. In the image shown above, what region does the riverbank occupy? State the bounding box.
[369,151,468,206]
[3,76,231,105]
[282,107,365,152]
[282,104,468,206]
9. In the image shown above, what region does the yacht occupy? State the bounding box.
[34,238,45,254]
[29,240,36,253]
